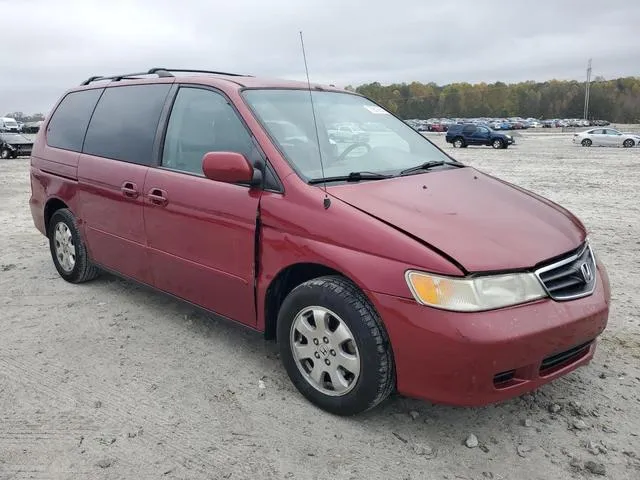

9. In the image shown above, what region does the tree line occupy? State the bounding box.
[348,77,640,122]
[3,112,45,123]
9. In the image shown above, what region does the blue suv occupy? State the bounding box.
[445,123,514,149]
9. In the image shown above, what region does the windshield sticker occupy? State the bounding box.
[364,105,389,115]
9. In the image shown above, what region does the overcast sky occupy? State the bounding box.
[2,0,639,114]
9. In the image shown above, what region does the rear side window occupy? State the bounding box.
[83,84,171,165]
[462,125,476,134]
[46,88,103,152]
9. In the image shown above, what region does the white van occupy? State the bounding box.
[0,117,20,132]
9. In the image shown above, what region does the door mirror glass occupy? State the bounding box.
[202,151,261,186]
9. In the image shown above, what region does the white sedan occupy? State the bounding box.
[573,128,640,147]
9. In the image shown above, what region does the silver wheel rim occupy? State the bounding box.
[290,306,360,397]
[53,222,76,272]
[454,140,462,147]
[494,140,501,148]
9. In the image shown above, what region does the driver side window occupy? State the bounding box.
[162,87,255,175]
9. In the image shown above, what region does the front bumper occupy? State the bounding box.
[369,263,610,406]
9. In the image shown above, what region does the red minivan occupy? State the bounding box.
[29,68,610,415]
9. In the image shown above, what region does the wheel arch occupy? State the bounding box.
[44,197,70,234]
[264,262,358,341]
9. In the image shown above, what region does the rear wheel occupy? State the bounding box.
[452,137,465,148]
[277,276,395,416]
[48,209,100,283]
[581,138,592,147]
[623,139,635,148]
[492,139,504,149]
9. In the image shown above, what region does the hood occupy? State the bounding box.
[328,167,586,272]
[0,134,32,145]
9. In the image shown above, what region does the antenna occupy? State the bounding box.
[299,31,331,209]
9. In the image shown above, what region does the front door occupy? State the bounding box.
[143,86,262,326]
[470,126,491,145]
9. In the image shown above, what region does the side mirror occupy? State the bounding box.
[202,151,262,187]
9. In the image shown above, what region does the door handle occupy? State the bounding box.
[121,181,139,198]
[147,188,168,206]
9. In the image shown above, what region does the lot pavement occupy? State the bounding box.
[1,133,639,479]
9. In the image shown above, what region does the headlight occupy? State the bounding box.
[405,270,546,312]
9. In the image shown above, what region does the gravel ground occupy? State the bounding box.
[1,132,639,480]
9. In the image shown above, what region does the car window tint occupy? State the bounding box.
[83,84,171,165]
[590,129,603,135]
[162,87,255,175]
[46,88,103,152]
[462,125,475,134]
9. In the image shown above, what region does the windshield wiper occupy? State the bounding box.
[308,171,392,184]
[399,161,452,176]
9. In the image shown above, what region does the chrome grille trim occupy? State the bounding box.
[534,242,597,301]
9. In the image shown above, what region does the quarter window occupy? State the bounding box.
[46,88,103,152]
[161,87,255,175]
[83,84,171,165]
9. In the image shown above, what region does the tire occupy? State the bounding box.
[0,149,10,159]
[277,275,395,416]
[581,138,592,147]
[623,139,635,148]
[48,208,100,283]
[452,137,465,148]
[492,139,504,149]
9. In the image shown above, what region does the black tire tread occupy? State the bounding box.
[49,208,100,283]
[288,275,396,413]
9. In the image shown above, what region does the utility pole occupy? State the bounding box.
[583,58,592,120]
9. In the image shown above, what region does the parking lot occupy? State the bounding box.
[1,132,639,479]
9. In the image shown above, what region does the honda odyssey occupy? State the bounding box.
[29,68,610,415]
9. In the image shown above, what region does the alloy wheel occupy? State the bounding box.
[290,306,361,396]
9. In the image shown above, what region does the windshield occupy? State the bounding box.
[242,89,455,182]
[3,119,18,127]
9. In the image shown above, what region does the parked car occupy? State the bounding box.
[445,123,514,149]
[327,123,370,143]
[573,128,640,148]
[22,121,43,134]
[30,68,610,415]
[0,132,34,158]
[0,117,20,132]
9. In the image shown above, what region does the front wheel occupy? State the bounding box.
[277,276,395,416]
[0,149,10,159]
[623,139,635,148]
[581,138,592,147]
[492,139,504,149]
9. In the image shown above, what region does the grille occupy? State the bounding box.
[535,243,596,300]
[493,370,515,388]
[540,340,593,374]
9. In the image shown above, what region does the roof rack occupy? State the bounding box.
[80,68,174,86]
[80,68,252,86]
[148,68,252,78]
